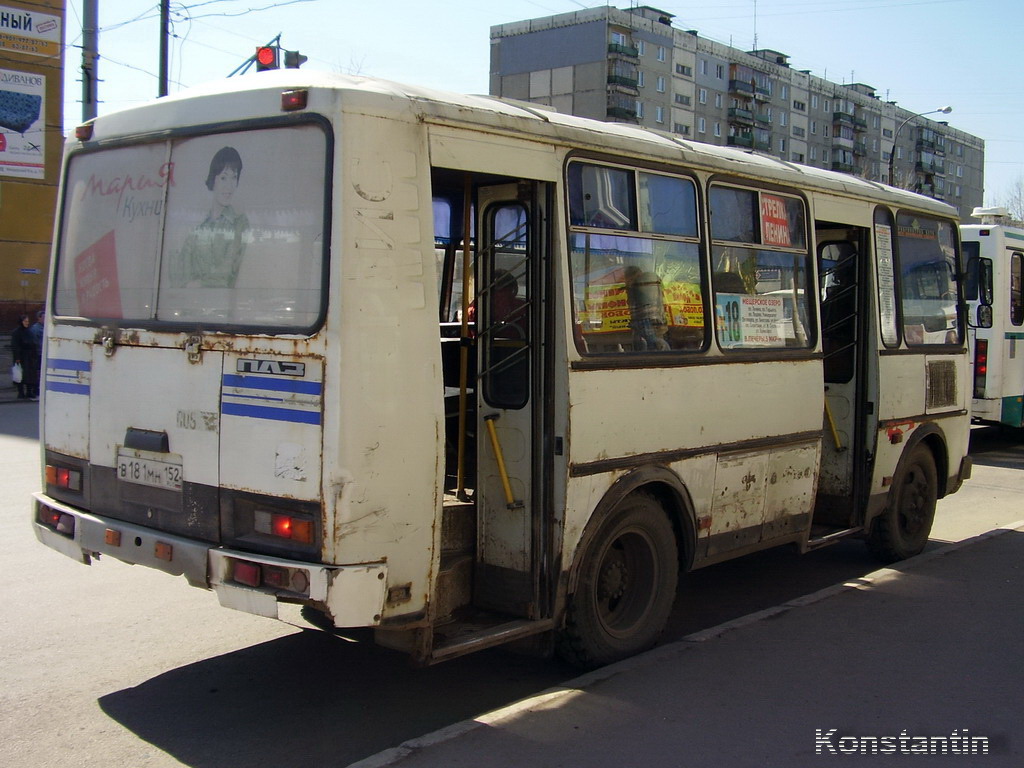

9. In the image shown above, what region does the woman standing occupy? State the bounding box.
[11,313,40,400]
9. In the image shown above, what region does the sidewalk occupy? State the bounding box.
[0,343,28,404]
[354,523,1024,768]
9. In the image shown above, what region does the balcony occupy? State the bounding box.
[853,141,868,156]
[608,42,639,58]
[754,112,771,126]
[728,79,755,95]
[728,107,754,125]
[831,160,856,173]
[728,134,754,148]
[916,160,946,175]
[754,139,772,152]
[833,111,855,127]
[607,106,639,122]
[607,74,639,91]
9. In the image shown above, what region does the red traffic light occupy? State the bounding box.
[255,45,279,71]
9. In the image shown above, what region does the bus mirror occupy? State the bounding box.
[974,256,994,306]
[976,304,993,329]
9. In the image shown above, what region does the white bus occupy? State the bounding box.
[962,207,1024,428]
[34,72,976,667]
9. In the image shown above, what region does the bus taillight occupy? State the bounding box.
[36,503,75,537]
[255,509,314,544]
[974,339,989,398]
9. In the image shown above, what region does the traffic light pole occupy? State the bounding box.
[159,0,170,97]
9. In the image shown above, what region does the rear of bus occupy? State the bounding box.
[31,76,434,629]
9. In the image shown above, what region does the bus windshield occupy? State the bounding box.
[53,122,328,330]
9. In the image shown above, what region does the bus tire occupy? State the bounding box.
[867,444,938,563]
[557,492,678,669]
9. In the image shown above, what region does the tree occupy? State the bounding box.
[995,174,1024,223]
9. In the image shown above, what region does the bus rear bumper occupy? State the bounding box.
[32,493,388,627]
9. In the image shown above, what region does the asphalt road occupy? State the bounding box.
[1,404,1020,768]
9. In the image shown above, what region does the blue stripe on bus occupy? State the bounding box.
[49,358,91,372]
[46,381,90,396]
[221,401,322,425]
[221,374,322,395]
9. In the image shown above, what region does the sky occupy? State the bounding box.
[61,0,1024,205]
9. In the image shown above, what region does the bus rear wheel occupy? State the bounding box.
[867,444,938,563]
[558,492,678,668]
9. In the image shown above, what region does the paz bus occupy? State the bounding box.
[33,72,978,668]
[961,207,1024,428]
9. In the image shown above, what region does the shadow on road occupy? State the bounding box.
[99,631,575,768]
[968,425,1024,470]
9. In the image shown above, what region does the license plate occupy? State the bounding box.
[116,451,183,491]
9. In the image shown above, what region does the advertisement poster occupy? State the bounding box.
[0,5,62,58]
[0,66,45,179]
[716,293,785,348]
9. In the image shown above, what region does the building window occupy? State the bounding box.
[656,106,665,123]
[611,31,627,47]
[882,128,893,138]
[676,64,692,77]
[698,117,706,133]
[638,71,646,88]
[700,59,708,75]
[715,63,724,78]
[657,75,666,93]
[675,93,691,106]
[823,149,830,163]
[955,184,962,197]
[674,123,690,135]
[779,138,786,153]
[823,99,830,112]
[811,94,818,109]
[872,139,878,152]
[636,100,644,118]
[823,124,830,138]
[766,107,773,123]
[792,152,805,163]
[657,46,666,62]
[779,111,787,127]
[637,40,646,56]
[811,120,817,135]
[957,165,963,178]
[781,85,788,101]
[810,147,817,160]
[793,100,806,111]
[699,88,707,104]
[714,121,721,137]
[873,116,881,129]
[793,126,805,138]
[714,92,722,108]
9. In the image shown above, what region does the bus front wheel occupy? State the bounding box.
[867,444,938,563]
[558,492,678,668]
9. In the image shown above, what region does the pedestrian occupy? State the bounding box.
[11,313,40,400]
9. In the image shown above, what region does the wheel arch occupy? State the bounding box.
[906,422,951,498]
[564,465,697,600]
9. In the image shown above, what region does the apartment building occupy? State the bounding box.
[490,5,984,221]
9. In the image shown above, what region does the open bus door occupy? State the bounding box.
[424,173,555,663]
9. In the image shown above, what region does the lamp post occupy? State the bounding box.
[887,106,952,188]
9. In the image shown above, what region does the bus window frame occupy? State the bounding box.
[892,208,964,350]
[564,153,709,361]
[50,113,334,338]
[707,178,815,354]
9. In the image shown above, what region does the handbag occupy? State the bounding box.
[10,362,22,384]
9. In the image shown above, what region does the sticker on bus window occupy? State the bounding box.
[74,230,123,318]
[715,293,786,348]
[760,194,792,248]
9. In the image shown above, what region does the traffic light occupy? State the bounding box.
[284,50,307,69]
[255,45,279,71]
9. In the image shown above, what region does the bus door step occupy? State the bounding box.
[803,525,863,552]
[429,617,554,664]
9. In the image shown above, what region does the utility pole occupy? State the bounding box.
[159,0,170,97]
[81,0,99,120]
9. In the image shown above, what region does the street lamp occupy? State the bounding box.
[887,105,952,188]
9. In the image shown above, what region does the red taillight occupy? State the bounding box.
[45,464,82,491]
[974,339,989,398]
[255,509,314,544]
[37,504,75,536]
[234,561,261,587]
[281,89,308,111]
[75,123,93,141]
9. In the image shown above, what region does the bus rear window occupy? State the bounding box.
[54,123,327,330]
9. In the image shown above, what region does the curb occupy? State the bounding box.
[346,521,1024,768]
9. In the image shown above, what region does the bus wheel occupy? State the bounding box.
[558,492,678,668]
[867,444,938,563]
